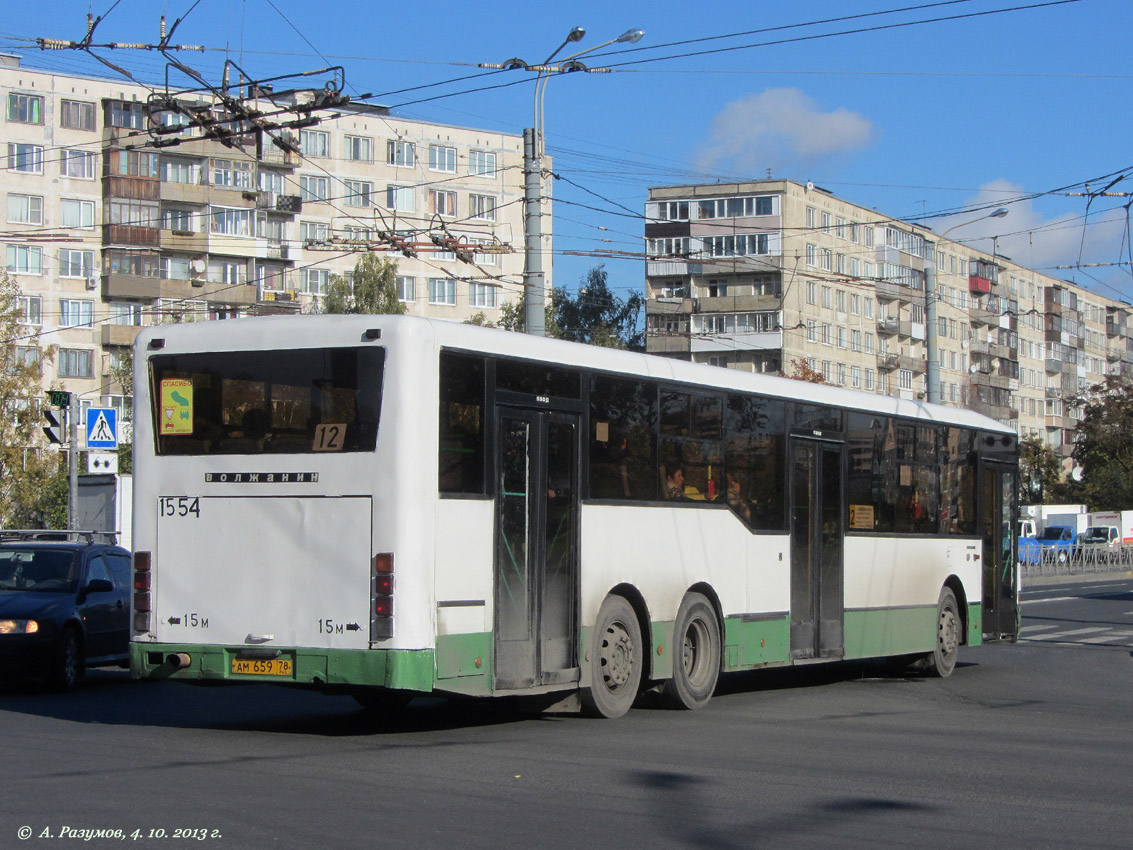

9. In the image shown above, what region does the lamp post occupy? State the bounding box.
[925,207,1009,404]
[500,27,643,336]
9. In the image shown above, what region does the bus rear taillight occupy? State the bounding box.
[133,551,152,633]
[371,553,394,640]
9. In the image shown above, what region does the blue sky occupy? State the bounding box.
[4,0,1131,304]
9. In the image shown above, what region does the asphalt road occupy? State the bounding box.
[1,577,1131,850]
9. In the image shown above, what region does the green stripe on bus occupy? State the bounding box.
[130,643,436,692]
[722,615,791,670]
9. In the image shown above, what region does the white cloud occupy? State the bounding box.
[696,88,875,174]
[936,180,1130,290]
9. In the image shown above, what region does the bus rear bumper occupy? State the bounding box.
[129,642,435,692]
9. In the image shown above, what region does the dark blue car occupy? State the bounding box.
[0,531,132,690]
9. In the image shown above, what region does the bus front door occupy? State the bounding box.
[790,439,845,660]
[494,408,579,690]
[981,462,1019,641]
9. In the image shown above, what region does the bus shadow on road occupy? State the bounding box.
[0,670,544,736]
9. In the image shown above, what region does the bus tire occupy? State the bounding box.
[659,592,720,710]
[582,595,642,719]
[925,587,960,678]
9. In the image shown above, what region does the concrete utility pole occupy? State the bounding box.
[523,127,546,337]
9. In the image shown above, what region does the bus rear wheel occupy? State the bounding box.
[582,595,642,719]
[659,593,720,710]
[925,587,960,678]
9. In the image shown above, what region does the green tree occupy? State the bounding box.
[1018,434,1063,504]
[108,349,133,475]
[322,254,406,315]
[1070,379,1133,510]
[0,270,62,527]
[548,265,644,351]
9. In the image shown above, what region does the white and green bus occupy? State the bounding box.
[130,314,1019,717]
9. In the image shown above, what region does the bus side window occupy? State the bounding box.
[439,352,486,495]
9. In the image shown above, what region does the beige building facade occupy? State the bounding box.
[645,179,1133,462]
[2,56,532,434]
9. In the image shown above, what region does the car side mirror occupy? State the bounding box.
[85,578,113,594]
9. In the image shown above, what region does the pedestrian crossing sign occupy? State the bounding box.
[86,407,118,449]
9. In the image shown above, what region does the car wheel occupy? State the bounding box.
[50,628,83,692]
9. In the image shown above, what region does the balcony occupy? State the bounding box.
[647,298,695,315]
[256,192,303,213]
[105,224,160,248]
[898,320,925,340]
[877,316,899,335]
[101,273,259,305]
[159,181,212,206]
[160,229,209,253]
[969,307,1000,327]
[690,330,783,354]
[101,324,142,347]
[877,353,900,371]
[104,176,160,201]
[259,146,301,169]
[696,294,780,313]
[875,280,912,302]
[646,333,692,356]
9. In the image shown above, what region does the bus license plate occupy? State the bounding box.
[231,658,293,677]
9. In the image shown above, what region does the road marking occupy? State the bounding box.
[1020,597,1076,604]
[1025,627,1109,641]
[1080,633,1133,645]
[1020,624,1058,633]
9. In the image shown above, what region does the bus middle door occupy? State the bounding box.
[790,437,845,661]
[493,407,579,691]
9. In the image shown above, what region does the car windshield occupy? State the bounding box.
[0,549,79,592]
[1082,530,1107,542]
[1037,528,1068,540]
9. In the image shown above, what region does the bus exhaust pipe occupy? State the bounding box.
[167,653,192,669]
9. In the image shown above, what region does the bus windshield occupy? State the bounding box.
[149,346,384,455]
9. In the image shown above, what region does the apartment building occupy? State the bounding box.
[644,179,1133,462]
[2,55,531,432]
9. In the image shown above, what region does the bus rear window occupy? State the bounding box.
[150,347,384,455]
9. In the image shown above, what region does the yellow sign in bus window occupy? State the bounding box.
[160,379,194,435]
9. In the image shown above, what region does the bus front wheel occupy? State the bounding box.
[582,595,642,719]
[925,587,960,678]
[659,592,720,710]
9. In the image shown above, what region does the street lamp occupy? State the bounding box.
[487,26,643,336]
[926,206,1010,404]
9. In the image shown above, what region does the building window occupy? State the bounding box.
[469,282,498,308]
[299,175,329,202]
[300,221,328,243]
[109,302,144,326]
[428,190,457,217]
[806,206,816,229]
[162,207,195,232]
[806,320,817,343]
[258,168,285,194]
[865,369,875,391]
[162,157,200,185]
[208,259,247,285]
[60,149,96,179]
[429,145,456,173]
[211,158,252,188]
[110,102,146,129]
[60,299,94,328]
[8,93,44,125]
[428,278,456,305]
[299,129,330,157]
[58,349,93,379]
[851,366,861,388]
[395,276,415,302]
[899,369,914,391]
[468,150,496,177]
[821,324,831,346]
[344,180,373,207]
[702,234,770,257]
[59,249,95,278]
[656,200,690,221]
[59,99,96,131]
[14,346,40,368]
[469,194,496,221]
[6,245,42,274]
[387,139,416,167]
[7,193,43,224]
[386,185,415,213]
[806,281,817,305]
[60,199,96,229]
[17,295,41,325]
[8,143,44,173]
[851,329,861,352]
[805,244,816,266]
[112,150,157,179]
[301,268,329,295]
[210,206,253,236]
[344,135,373,162]
[161,257,191,281]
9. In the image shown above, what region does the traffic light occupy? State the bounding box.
[43,394,68,445]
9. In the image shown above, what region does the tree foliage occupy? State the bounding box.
[547,266,644,351]
[322,254,406,315]
[1070,379,1133,510]
[786,358,825,383]
[1018,434,1063,504]
[0,270,63,527]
